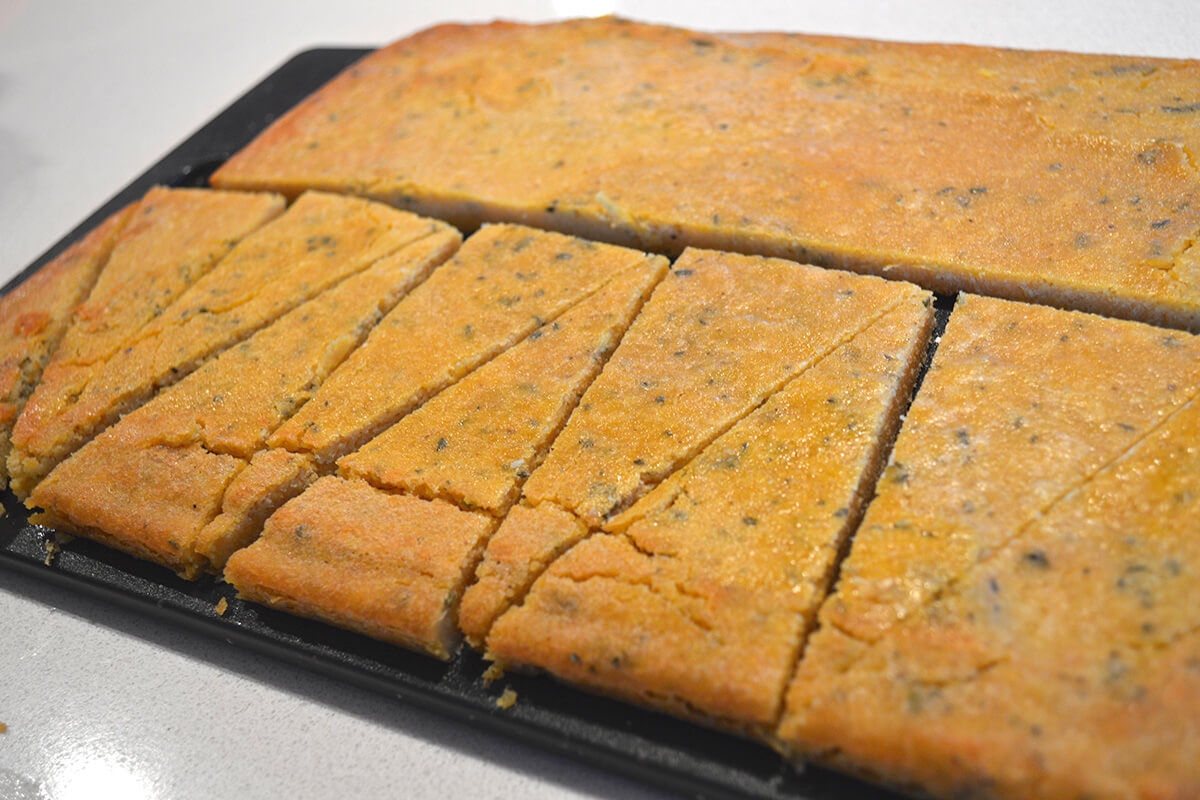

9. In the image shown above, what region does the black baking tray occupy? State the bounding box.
[0,47,955,800]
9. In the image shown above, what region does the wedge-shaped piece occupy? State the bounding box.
[486,299,932,731]
[28,233,458,577]
[340,257,666,513]
[795,294,1200,679]
[242,258,666,657]
[271,224,660,464]
[211,18,1200,329]
[521,248,929,527]
[225,476,494,659]
[0,203,136,487]
[9,187,285,497]
[777,297,1200,800]
[464,249,929,647]
[16,192,453,497]
[780,301,1200,800]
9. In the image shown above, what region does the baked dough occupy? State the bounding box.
[270,224,661,464]
[779,294,1200,799]
[225,475,494,659]
[8,187,285,497]
[467,248,930,649]
[339,254,666,514]
[211,18,1200,329]
[28,230,459,576]
[0,203,135,488]
[22,192,451,501]
[486,293,932,731]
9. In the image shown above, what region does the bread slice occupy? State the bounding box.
[0,203,136,487]
[485,293,932,732]
[339,255,666,514]
[225,476,493,659]
[9,192,449,499]
[210,17,1200,329]
[778,294,1200,799]
[519,248,930,527]
[466,248,930,651]
[269,224,663,465]
[228,254,665,656]
[28,231,459,577]
[8,187,285,497]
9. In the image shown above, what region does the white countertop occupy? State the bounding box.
[0,2,1195,798]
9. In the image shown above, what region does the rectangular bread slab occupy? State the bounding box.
[210,18,1200,330]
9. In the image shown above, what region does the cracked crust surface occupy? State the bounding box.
[485,295,933,731]
[269,224,660,465]
[224,475,494,659]
[0,202,136,488]
[779,294,1200,799]
[8,187,286,497]
[212,17,1200,328]
[28,231,459,577]
[339,254,666,514]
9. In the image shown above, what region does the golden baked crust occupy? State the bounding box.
[231,243,665,655]
[29,230,459,576]
[794,295,1200,673]
[0,203,135,488]
[339,255,666,513]
[732,31,1200,158]
[8,187,286,497]
[520,248,930,528]
[224,476,494,659]
[270,224,660,464]
[779,295,1200,799]
[469,248,930,656]
[22,192,451,500]
[486,295,932,731]
[211,17,1200,329]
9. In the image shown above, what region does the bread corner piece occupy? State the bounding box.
[225,476,494,660]
[778,294,1200,800]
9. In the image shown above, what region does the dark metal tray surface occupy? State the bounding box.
[0,47,955,800]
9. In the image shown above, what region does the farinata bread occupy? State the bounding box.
[779,294,1200,799]
[211,17,1200,330]
[9,17,1200,800]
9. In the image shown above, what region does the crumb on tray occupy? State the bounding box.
[496,688,518,709]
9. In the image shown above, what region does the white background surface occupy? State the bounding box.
[0,2,1196,798]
